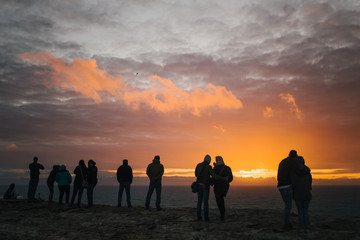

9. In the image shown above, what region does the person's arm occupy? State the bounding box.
[130,167,133,184]
[116,167,121,183]
[227,167,233,183]
[146,165,150,178]
[209,166,227,181]
[68,171,72,184]
[39,164,45,170]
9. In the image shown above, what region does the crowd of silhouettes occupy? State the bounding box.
[2,150,312,232]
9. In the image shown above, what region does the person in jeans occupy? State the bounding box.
[27,157,45,199]
[277,150,310,230]
[145,155,164,211]
[213,156,233,221]
[291,156,312,233]
[70,160,87,207]
[117,159,133,208]
[55,165,72,204]
[195,154,227,222]
[87,159,98,207]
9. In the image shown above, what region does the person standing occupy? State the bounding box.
[145,155,164,211]
[277,150,309,230]
[87,159,98,207]
[55,165,72,204]
[291,156,312,233]
[47,165,59,202]
[213,156,233,221]
[117,159,133,208]
[27,156,45,199]
[70,160,87,207]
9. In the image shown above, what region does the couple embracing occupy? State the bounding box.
[195,154,233,221]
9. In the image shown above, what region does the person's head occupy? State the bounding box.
[79,160,85,166]
[33,157,38,162]
[60,165,66,170]
[123,159,128,165]
[215,156,224,165]
[204,154,211,164]
[53,165,59,170]
[154,155,160,161]
[88,159,96,166]
[9,183,15,189]
[289,150,297,158]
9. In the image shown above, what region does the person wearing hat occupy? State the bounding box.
[194,154,227,222]
[87,159,98,207]
[117,159,133,208]
[55,165,72,204]
[213,156,233,221]
[145,155,164,211]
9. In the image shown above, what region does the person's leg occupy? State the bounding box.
[118,184,124,207]
[125,182,132,207]
[33,178,39,199]
[197,185,204,220]
[78,187,84,206]
[203,186,210,221]
[70,184,79,206]
[303,200,310,229]
[48,182,54,202]
[145,181,155,209]
[155,182,162,210]
[279,187,293,227]
[216,195,225,220]
[65,185,70,204]
[59,186,64,204]
[87,184,94,207]
[295,200,305,230]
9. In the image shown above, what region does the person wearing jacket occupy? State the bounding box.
[47,165,59,202]
[291,156,312,233]
[277,150,310,230]
[27,156,45,199]
[70,160,87,207]
[3,183,17,200]
[117,159,133,208]
[56,165,72,204]
[195,154,227,222]
[145,155,164,211]
[87,159,97,207]
[213,156,233,221]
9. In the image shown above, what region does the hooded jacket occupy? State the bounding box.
[117,162,133,183]
[213,164,233,197]
[146,158,164,182]
[56,165,72,186]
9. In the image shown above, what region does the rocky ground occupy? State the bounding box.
[1,200,360,240]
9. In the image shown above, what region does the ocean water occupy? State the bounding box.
[1,185,360,217]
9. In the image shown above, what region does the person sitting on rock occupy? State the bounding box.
[3,183,17,200]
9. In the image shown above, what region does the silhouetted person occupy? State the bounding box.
[145,155,164,211]
[291,156,312,233]
[213,156,233,221]
[27,156,45,199]
[277,150,310,230]
[56,165,72,204]
[47,165,59,202]
[87,159,97,207]
[70,160,87,207]
[3,183,17,200]
[117,159,133,208]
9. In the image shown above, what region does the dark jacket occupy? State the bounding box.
[291,165,312,200]
[213,164,233,197]
[117,163,133,183]
[47,168,58,185]
[146,159,164,182]
[195,161,213,187]
[277,157,310,187]
[29,162,44,179]
[74,164,87,185]
[3,188,16,200]
[87,166,98,185]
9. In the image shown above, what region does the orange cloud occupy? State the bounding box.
[21,52,243,116]
[263,106,274,118]
[6,144,18,150]
[279,93,302,119]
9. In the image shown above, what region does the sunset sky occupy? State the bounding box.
[1,0,360,185]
